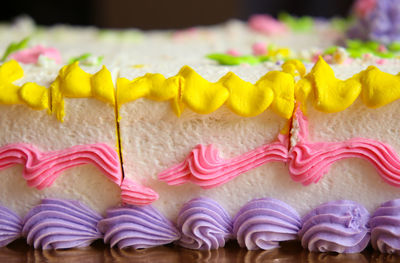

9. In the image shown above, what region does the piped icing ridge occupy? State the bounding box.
[0,206,22,247]
[0,143,122,189]
[120,178,159,206]
[296,57,400,113]
[3,56,400,119]
[9,197,400,253]
[98,205,180,249]
[51,62,115,122]
[177,197,233,250]
[22,199,103,249]
[117,65,295,119]
[0,60,49,110]
[299,200,370,253]
[158,140,288,189]
[289,107,400,187]
[370,199,400,254]
[233,198,301,250]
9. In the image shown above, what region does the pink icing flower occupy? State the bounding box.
[311,52,322,63]
[226,49,241,56]
[10,45,61,64]
[248,14,288,35]
[252,42,267,56]
[376,58,386,65]
[353,0,377,18]
[377,44,387,53]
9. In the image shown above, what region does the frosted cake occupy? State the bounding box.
[1,2,400,253]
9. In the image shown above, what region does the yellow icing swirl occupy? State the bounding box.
[3,57,400,120]
[118,65,296,119]
[0,60,49,110]
[51,62,115,121]
[296,57,361,113]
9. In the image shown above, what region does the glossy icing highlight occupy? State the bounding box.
[289,107,400,187]
[177,197,233,250]
[98,205,180,249]
[0,206,22,247]
[0,60,49,110]
[233,198,301,250]
[158,140,287,189]
[22,199,103,249]
[0,143,122,189]
[51,62,115,121]
[117,65,296,119]
[370,199,400,254]
[299,200,370,253]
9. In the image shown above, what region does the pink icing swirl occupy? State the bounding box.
[10,45,61,64]
[248,14,288,35]
[288,108,400,186]
[0,143,159,205]
[0,143,122,189]
[120,178,159,205]
[353,0,377,18]
[158,141,288,189]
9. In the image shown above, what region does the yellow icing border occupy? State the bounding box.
[1,57,400,121]
[117,65,295,119]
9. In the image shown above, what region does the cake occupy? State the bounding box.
[1,2,400,253]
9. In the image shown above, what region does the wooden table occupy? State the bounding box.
[2,239,399,262]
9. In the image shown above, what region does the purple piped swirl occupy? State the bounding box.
[22,199,103,249]
[348,0,400,44]
[98,205,180,249]
[233,198,301,250]
[177,197,233,250]
[370,199,400,254]
[0,206,22,246]
[299,200,370,253]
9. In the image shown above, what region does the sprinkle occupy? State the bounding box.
[131,64,145,69]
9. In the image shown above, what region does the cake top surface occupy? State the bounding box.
[1,10,400,120]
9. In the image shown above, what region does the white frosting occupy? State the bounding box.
[1,18,400,221]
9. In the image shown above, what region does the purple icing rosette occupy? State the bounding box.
[348,0,400,44]
[370,199,400,254]
[22,199,103,249]
[299,200,370,253]
[98,205,180,249]
[177,197,233,250]
[233,198,301,250]
[0,206,22,246]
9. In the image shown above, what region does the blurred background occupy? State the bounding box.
[2,0,354,29]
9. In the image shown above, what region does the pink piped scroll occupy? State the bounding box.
[0,143,122,189]
[0,143,159,205]
[158,141,288,189]
[288,108,400,186]
[120,178,159,205]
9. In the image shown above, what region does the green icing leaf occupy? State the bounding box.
[331,17,353,32]
[68,53,92,64]
[68,53,104,66]
[1,37,30,62]
[345,40,397,59]
[278,12,313,32]
[207,53,269,66]
[323,46,338,55]
[388,42,400,52]
[364,41,380,50]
